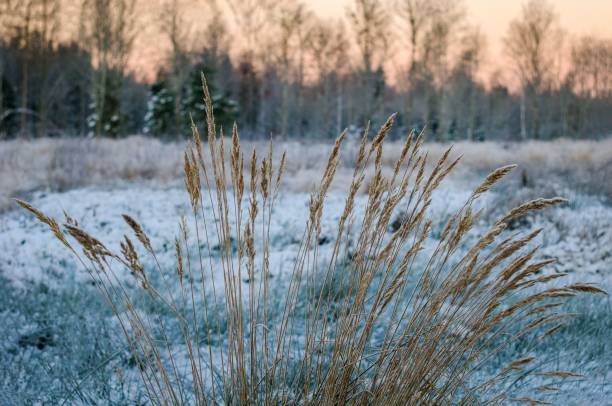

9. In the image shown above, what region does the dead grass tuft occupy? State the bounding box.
[19,79,605,405]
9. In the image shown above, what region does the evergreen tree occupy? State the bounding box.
[183,61,238,135]
[0,73,18,137]
[143,79,176,136]
[143,59,238,137]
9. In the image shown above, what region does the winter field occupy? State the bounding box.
[1,136,611,404]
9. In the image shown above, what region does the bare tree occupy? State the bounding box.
[274,0,311,137]
[565,36,612,136]
[449,26,486,140]
[192,0,230,64]
[307,18,350,135]
[225,0,278,134]
[570,36,612,100]
[346,0,389,122]
[395,0,433,128]
[418,0,465,139]
[159,0,192,135]
[347,0,389,75]
[396,0,435,76]
[79,0,137,137]
[0,0,60,136]
[225,0,278,64]
[504,0,559,139]
[395,0,466,137]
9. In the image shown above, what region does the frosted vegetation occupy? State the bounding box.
[2,136,612,213]
[2,0,611,402]
[1,134,610,404]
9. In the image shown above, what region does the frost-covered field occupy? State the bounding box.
[1,138,611,404]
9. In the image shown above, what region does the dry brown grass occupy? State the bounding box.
[17,79,606,405]
[3,132,612,213]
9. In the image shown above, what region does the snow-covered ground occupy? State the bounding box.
[2,181,610,287]
[1,167,611,403]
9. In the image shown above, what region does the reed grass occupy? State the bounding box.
[17,79,605,405]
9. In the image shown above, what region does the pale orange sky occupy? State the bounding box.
[309,0,612,41]
[305,0,612,85]
[132,0,612,83]
[311,0,612,52]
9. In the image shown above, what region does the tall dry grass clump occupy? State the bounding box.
[18,77,605,405]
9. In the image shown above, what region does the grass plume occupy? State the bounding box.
[18,78,605,405]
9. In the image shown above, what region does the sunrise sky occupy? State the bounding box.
[310,0,612,59]
[131,0,612,83]
[310,0,612,40]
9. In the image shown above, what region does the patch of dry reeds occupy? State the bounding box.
[17,79,605,405]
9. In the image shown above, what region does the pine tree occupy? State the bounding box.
[182,62,238,135]
[142,57,238,138]
[0,73,18,137]
[143,79,176,136]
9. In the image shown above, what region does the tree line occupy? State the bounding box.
[1,0,611,140]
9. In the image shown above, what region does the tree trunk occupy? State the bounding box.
[520,89,527,140]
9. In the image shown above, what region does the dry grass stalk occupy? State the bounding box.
[18,78,606,405]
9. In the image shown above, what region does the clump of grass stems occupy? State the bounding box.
[17,77,606,405]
